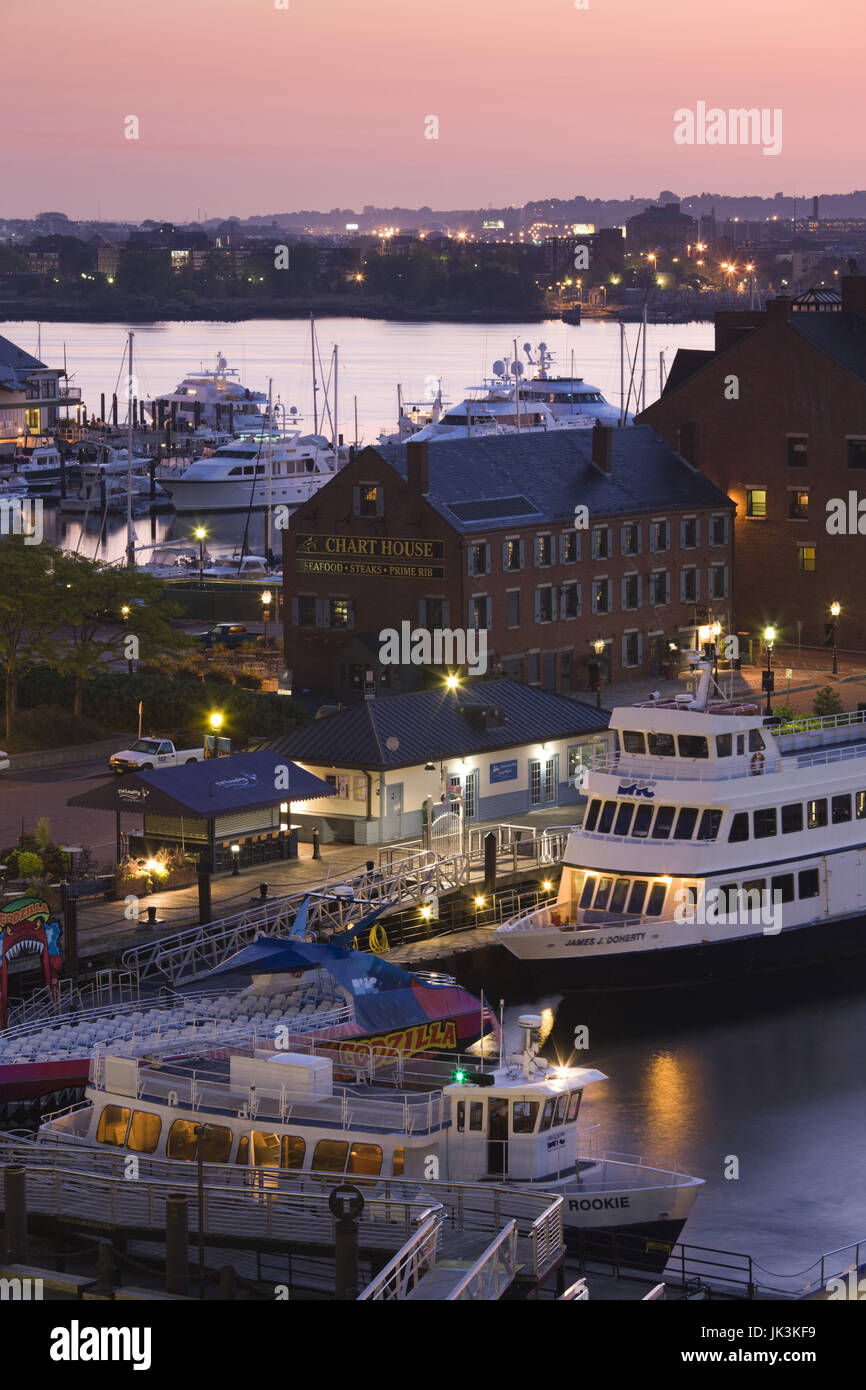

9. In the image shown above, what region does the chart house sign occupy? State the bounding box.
[295,533,446,580]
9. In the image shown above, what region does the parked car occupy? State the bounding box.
[109,737,206,773]
[195,623,252,650]
[0,750,9,774]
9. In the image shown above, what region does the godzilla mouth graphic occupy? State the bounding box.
[3,939,47,961]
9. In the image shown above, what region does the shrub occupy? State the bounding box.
[813,686,843,717]
[17,851,44,879]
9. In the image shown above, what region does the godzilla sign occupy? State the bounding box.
[0,896,64,1028]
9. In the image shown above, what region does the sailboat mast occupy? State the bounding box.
[310,313,319,435]
[641,298,647,412]
[513,338,521,432]
[266,377,274,564]
[333,344,339,451]
[126,329,135,569]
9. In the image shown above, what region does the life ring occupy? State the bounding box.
[750,751,765,775]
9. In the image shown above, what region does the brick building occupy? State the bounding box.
[282,428,734,702]
[638,276,866,652]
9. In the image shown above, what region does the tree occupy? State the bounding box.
[813,686,843,717]
[0,540,60,740]
[51,553,190,717]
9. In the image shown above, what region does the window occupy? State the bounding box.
[469,542,489,576]
[297,595,317,627]
[526,651,540,684]
[165,1119,204,1162]
[632,805,653,838]
[681,567,698,602]
[348,1143,383,1176]
[329,598,352,628]
[622,731,646,753]
[651,806,675,839]
[681,517,698,548]
[798,546,816,573]
[674,807,698,840]
[591,526,610,560]
[749,729,766,752]
[832,794,852,823]
[687,810,715,843]
[598,801,617,833]
[554,1094,569,1125]
[716,733,732,757]
[592,579,611,614]
[753,807,777,839]
[847,439,866,469]
[392,1147,405,1175]
[566,1091,582,1123]
[679,735,709,759]
[788,490,809,520]
[127,1111,161,1153]
[530,760,542,807]
[621,522,640,555]
[798,868,820,899]
[562,581,580,619]
[648,732,676,757]
[728,812,749,843]
[650,571,670,605]
[355,483,382,517]
[807,798,827,829]
[540,1099,558,1132]
[503,538,523,571]
[709,565,728,600]
[560,531,579,563]
[584,798,601,831]
[742,880,767,913]
[614,803,634,836]
[469,596,490,629]
[746,489,767,518]
[781,803,803,833]
[628,880,648,913]
[622,631,640,667]
[512,1100,539,1134]
[710,514,728,546]
[650,520,669,552]
[96,1105,130,1146]
[622,574,640,610]
[543,759,556,803]
[312,1140,349,1172]
[199,1125,232,1163]
[857,792,866,819]
[536,586,554,622]
[646,882,667,914]
[535,534,553,566]
[787,436,808,468]
[580,877,596,908]
[772,873,795,904]
[282,1136,305,1168]
[456,1101,484,1132]
[506,590,520,628]
[252,1131,281,1167]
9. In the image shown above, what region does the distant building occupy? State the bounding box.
[0,332,78,448]
[626,202,697,254]
[638,276,866,651]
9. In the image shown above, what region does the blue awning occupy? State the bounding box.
[68,751,336,817]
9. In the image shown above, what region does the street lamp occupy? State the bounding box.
[261,589,272,648]
[194,527,207,587]
[763,625,776,716]
[830,601,841,675]
[207,710,223,759]
[593,637,605,710]
[445,673,459,690]
[120,604,133,674]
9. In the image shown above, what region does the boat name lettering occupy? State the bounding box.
[564,931,646,946]
[568,1196,631,1211]
[337,1018,458,1064]
[547,1133,566,1150]
[616,780,656,798]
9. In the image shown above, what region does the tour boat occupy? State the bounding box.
[37,1015,703,1266]
[495,655,866,990]
[160,431,342,513]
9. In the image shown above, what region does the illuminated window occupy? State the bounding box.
[798,546,816,573]
[746,490,767,518]
[392,1147,405,1176]
[127,1111,161,1153]
[788,491,809,520]
[311,1140,349,1172]
[282,1136,305,1169]
[252,1131,281,1167]
[348,1143,383,1176]
[96,1105,130,1146]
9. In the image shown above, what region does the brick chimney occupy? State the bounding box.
[841,276,866,318]
[765,295,791,325]
[591,423,613,474]
[406,439,429,494]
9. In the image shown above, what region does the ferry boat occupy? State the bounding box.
[495,655,866,990]
[160,431,341,513]
[37,1014,703,1265]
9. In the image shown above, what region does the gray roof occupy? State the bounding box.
[375,426,731,532]
[266,679,610,770]
[0,333,45,392]
[789,311,866,385]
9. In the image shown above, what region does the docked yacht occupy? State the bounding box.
[151,354,276,435]
[496,655,866,989]
[160,431,342,513]
[38,1015,702,1264]
[519,341,632,427]
[3,439,65,493]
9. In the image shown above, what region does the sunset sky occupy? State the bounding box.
[2,0,861,220]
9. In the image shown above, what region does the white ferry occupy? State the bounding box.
[495,656,866,989]
[38,1015,703,1266]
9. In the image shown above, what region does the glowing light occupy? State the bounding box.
[764,625,776,645]
[474,895,485,908]
[542,880,553,892]
[445,674,459,690]
[830,601,841,618]
[210,711,224,732]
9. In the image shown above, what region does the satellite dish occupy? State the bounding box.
[492,359,505,377]
[289,405,298,416]
[522,341,532,354]
[511,361,524,376]
[386,736,400,752]
[538,341,547,351]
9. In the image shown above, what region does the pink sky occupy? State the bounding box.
[2,0,861,220]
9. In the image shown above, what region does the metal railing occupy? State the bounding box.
[559,1277,590,1300]
[357,1214,442,1299]
[449,1220,518,1300]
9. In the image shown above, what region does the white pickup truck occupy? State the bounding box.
[109,738,206,774]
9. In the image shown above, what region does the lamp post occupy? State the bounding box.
[261,589,272,649]
[830,601,841,676]
[763,625,776,716]
[207,710,223,759]
[194,527,206,588]
[120,604,133,674]
[593,637,605,710]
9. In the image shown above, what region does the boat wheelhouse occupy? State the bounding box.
[38,1015,703,1264]
[495,657,866,988]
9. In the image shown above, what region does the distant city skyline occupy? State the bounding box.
[2,0,863,222]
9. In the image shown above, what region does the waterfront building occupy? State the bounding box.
[0,332,80,451]
[266,679,610,844]
[638,275,866,650]
[281,431,734,701]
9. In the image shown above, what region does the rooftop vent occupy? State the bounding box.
[460,704,506,731]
